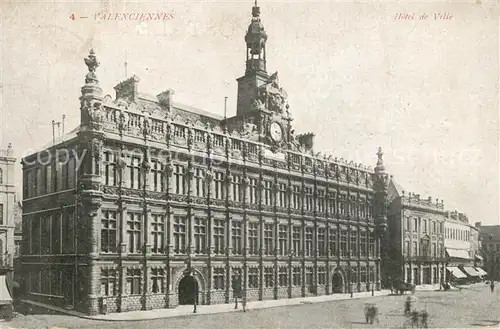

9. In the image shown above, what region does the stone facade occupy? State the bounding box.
[387,180,447,287]
[477,224,500,281]
[20,3,389,315]
[0,143,16,270]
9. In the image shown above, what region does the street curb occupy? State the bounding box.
[22,291,392,322]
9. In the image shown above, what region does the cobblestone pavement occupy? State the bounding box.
[4,284,499,329]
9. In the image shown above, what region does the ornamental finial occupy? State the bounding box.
[376,147,383,166]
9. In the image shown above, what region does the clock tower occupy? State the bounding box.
[234,1,293,151]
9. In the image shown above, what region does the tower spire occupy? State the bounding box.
[245,0,267,74]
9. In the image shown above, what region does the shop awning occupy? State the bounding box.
[447,266,467,279]
[446,248,470,260]
[462,267,480,277]
[475,267,487,276]
[475,254,484,261]
[0,275,12,305]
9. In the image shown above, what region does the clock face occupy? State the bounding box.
[270,122,283,142]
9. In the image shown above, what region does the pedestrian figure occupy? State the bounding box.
[404,296,412,316]
[490,280,495,293]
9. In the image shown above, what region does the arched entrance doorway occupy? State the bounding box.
[178,275,198,305]
[332,272,344,293]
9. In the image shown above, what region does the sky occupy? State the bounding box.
[0,1,498,225]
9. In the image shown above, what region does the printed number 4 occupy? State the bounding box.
[70,13,75,20]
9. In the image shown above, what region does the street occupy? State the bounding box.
[5,284,500,329]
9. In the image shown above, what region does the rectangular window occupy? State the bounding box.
[304,187,313,211]
[31,215,41,254]
[278,267,288,286]
[292,186,301,209]
[67,157,76,189]
[41,215,50,254]
[293,267,301,286]
[317,189,325,213]
[279,225,288,256]
[264,223,274,256]
[248,268,259,288]
[369,232,375,257]
[249,178,258,204]
[173,164,185,195]
[151,268,165,294]
[56,161,64,191]
[350,267,358,284]
[248,222,259,255]
[194,217,206,254]
[413,241,418,256]
[414,218,418,232]
[213,219,225,255]
[360,267,367,283]
[318,267,326,285]
[306,267,313,288]
[100,268,117,296]
[405,241,410,256]
[423,219,427,233]
[231,174,241,201]
[194,168,205,197]
[127,268,142,295]
[360,231,367,258]
[327,191,336,215]
[45,164,53,194]
[104,151,117,186]
[264,267,273,287]
[214,172,224,200]
[127,213,142,253]
[213,268,225,290]
[292,226,301,256]
[340,230,347,258]
[232,221,242,255]
[51,213,61,254]
[277,183,287,208]
[432,243,436,258]
[0,204,3,225]
[339,196,346,215]
[150,160,164,192]
[305,227,313,257]
[128,157,142,189]
[263,180,273,206]
[318,228,326,256]
[350,232,357,257]
[173,216,187,254]
[35,167,42,196]
[150,214,165,253]
[329,228,337,257]
[359,202,366,218]
[63,211,75,254]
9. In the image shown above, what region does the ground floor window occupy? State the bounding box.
[318,267,326,285]
[278,267,288,286]
[293,267,301,286]
[101,268,117,296]
[127,268,142,295]
[151,268,165,294]
[433,267,438,284]
[213,268,225,290]
[249,268,259,288]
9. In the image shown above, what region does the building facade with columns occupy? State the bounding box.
[20,3,389,315]
[387,180,447,287]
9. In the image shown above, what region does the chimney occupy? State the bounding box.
[114,75,140,103]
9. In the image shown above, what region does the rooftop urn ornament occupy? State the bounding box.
[84,48,100,84]
[375,146,386,174]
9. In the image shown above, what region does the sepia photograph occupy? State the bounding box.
[0,0,499,328]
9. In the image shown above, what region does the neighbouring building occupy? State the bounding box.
[20,3,390,315]
[0,144,16,270]
[477,223,500,281]
[444,211,481,283]
[387,180,447,288]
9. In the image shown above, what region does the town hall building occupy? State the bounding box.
[20,2,390,315]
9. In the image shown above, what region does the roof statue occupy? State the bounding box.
[84,48,100,84]
[255,71,289,114]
